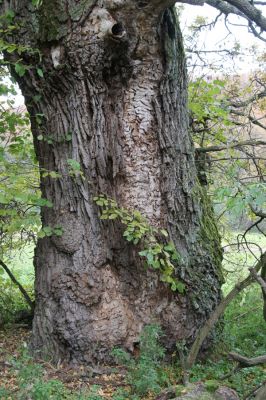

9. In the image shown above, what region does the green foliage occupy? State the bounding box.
[223,287,266,357]
[204,380,219,393]
[0,244,34,324]
[38,225,63,238]
[189,79,230,128]
[214,181,266,221]
[32,0,43,7]
[189,281,266,398]
[189,74,266,230]
[0,10,41,62]
[84,385,104,400]
[0,348,106,399]
[112,325,166,397]
[67,158,85,179]
[94,195,185,293]
[0,84,42,257]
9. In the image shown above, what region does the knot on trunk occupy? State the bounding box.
[111,22,126,39]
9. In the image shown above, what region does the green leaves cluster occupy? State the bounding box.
[189,78,231,143]
[0,64,50,257]
[215,182,266,219]
[38,225,63,239]
[0,115,42,254]
[67,158,84,179]
[189,75,266,228]
[112,325,166,397]
[94,195,185,293]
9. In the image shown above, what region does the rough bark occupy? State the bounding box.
[1,0,223,364]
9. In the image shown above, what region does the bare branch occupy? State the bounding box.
[196,140,266,153]
[227,0,266,31]
[205,0,266,40]
[178,0,205,4]
[206,0,244,17]
[249,204,266,219]
[185,252,266,369]
[228,352,266,367]
[229,89,266,108]
[229,109,266,130]
[0,258,34,312]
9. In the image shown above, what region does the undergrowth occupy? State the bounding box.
[0,295,265,399]
[189,285,266,398]
[0,346,106,399]
[0,249,265,399]
[112,324,167,398]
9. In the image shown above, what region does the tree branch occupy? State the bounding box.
[196,140,266,153]
[205,0,266,39]
[227,0,266,31]
[249,267,266,295]
[206,0,244,17]
[249,204,266,219]
[229,89,266,108]
[228,352,266,367]
[185,252,266,369]
[229,109,266,130]
[0,258,34,312]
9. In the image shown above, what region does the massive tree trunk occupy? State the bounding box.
[1,0,223,364]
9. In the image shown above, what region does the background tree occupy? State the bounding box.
[0,0,265,366]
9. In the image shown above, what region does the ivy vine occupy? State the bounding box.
[94,195,185,293]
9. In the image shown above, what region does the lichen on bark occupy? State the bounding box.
[38,0,94,42]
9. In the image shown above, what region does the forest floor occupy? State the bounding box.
[0,326,132,399]
[0,321,265,400]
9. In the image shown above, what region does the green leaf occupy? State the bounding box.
[139,250,148,257]
[147,253,154,265]
[176,282,186,294]
[35,198,53,208]
[49,171,60,179]
[65,133,72,141]
[37,68,44,78]
[164,242,175,253]
[160,229,168,237]
[109,214,118,220]
[15,63,26,77]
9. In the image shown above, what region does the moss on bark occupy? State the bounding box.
[197,182,224,284]
[38,0,94,42]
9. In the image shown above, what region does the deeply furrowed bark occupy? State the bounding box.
[1,0,223,364]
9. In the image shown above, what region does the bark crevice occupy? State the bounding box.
[2,1,223,364]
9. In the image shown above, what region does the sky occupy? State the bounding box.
[180,3,265,75]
